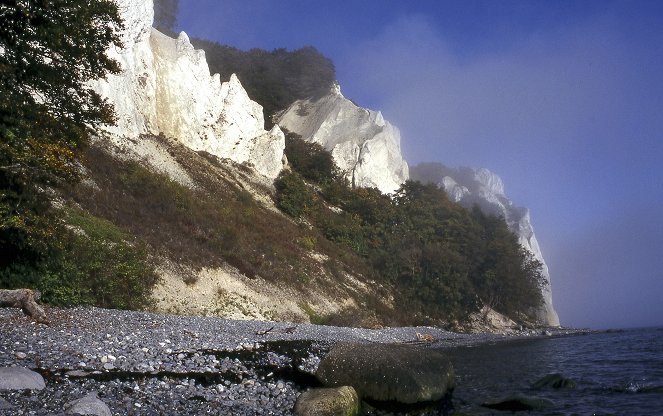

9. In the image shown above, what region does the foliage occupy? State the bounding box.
[284,132,341,184]
[0,0,122,280]
[0,208,157,309]
[69,144,342,293]
[190,38,335,126]
[274,171,317,218]
[276,142,545,323]
[153,0,178,33]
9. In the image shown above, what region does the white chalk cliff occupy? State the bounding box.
[92,0,285,179]
[278,83,409,194]
[410,163,560,327]
[91,0,558,327]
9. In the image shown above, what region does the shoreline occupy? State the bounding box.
[0,306,594,415]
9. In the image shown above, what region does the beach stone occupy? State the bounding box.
[532,373,576,389]
[65,392,112,416]
[0,398,13,410]
[293,386,360,416]
[0,367,46,390]
[316,342,454,404]
[482,394,554,411]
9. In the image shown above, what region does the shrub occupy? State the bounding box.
[274,171,316,218]
[1,207,158,309]
[284,132,340,185]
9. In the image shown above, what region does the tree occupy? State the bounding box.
[284,131,340,185]
[0,1,123,276]
[153,0,179,33]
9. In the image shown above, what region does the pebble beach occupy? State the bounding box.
[0,307,583,415]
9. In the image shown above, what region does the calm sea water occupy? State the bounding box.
[445,327,663,415]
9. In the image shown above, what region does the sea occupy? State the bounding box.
[444,327,663,415]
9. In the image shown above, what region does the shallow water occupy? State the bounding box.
[445,327,663,415]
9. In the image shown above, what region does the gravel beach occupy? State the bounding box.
[0,307,584,415]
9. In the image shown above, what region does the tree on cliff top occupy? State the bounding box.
[0,0,123,274]
[153,0,179,34]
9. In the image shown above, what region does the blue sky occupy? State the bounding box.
[177,0,663,329]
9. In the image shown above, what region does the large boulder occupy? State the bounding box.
[294,386,360,416]
[315,343,454,404]
[0,367,46,391]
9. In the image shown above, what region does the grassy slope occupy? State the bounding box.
[65,136,395,327]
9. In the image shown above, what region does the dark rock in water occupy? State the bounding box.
[0,367,46,390]
[294,386,360,416]
[637,385,663,394]
[532,373,576,389]
[482,394,554,411]
[315,342,454,404]
[65,392,112,416]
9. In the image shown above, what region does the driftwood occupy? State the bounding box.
[0,289,49,323]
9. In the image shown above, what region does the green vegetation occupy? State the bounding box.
[278,136,545,323]
[69,144,339,291]
[190,39,336,126]
[0,1,132,302]
[0,207,157,309]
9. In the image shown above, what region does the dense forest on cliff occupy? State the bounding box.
[277,134,545,322]
[190,38,336,126]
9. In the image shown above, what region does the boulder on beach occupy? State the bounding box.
[0,367,46,391]
[294,386,360,416]
[315,342,454,404]
[0,398,13,410]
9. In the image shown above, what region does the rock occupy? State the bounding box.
[532,373,576,389]
[481,394,554,411]
[65,392,112,416]
[14,351,27,360]
[278,83,409,194]
[66,370,91,378]
[410,162,560,327]
[0,398,13,410]
[293,386,360,416]
[316,342,454,404]
[91,0,285,180]
[0,367,46,390]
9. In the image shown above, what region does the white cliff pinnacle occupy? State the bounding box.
[410,163,561,327]
[278,84,409,194]
[91,0,285,179]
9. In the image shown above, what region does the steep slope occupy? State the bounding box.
[91,0,285,179]
[411,163,560,327]
[72,136,392,326]
[278,84,409,194]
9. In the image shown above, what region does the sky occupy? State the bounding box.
[176,0,663,329]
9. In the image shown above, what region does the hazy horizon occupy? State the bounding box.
[176,0,663,329]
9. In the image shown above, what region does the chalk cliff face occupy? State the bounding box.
[411,163,560,327]
[278,84,409,194]
[92,0,285,179]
